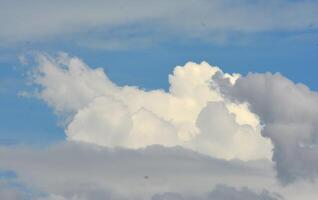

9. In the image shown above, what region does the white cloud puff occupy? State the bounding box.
[31,53,272,161]
[29,52,318,184]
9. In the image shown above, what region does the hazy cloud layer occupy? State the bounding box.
[0,143,285,200]
[2,142,318,199]
[0,187,24,200]
[1,0,318,45]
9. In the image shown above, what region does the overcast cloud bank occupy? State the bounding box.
[0,143,282,200]
[2,142,318,200]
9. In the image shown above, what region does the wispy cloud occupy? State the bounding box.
[1,0,318,47]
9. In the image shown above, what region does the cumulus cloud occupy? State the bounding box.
[216,72,318,183]
[195,102,271,161]
[1,0,318,45]
[30,53,272,161]
[29,52,318,184]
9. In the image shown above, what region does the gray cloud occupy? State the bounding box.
[2,141,318,199]
[152,185,282,200]
[0,179,28,200]
[1,0,318,46]
[0,186,24,200]
[37,185,283,200]
[215,72,318,183]
[207,185,282,200]
[0,142,284,200]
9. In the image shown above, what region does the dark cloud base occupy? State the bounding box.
[0,142,281,200]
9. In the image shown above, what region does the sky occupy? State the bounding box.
[0,0,318,199]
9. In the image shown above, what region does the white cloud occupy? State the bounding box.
[194,102,270,161]
[31,53,272,161]
[66,96,133,147]
[26,52,318,188]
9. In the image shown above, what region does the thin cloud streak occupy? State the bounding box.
[1,0,318,46]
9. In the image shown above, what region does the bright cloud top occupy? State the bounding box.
[30,53,318,183]
[31,53,272,161]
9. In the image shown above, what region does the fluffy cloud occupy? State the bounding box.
[1,0,318,44]
[194,102,270,161]
[31,53,272,161]
[30,53,318,184]
[66,96,133,147]
[217,72,318,183]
